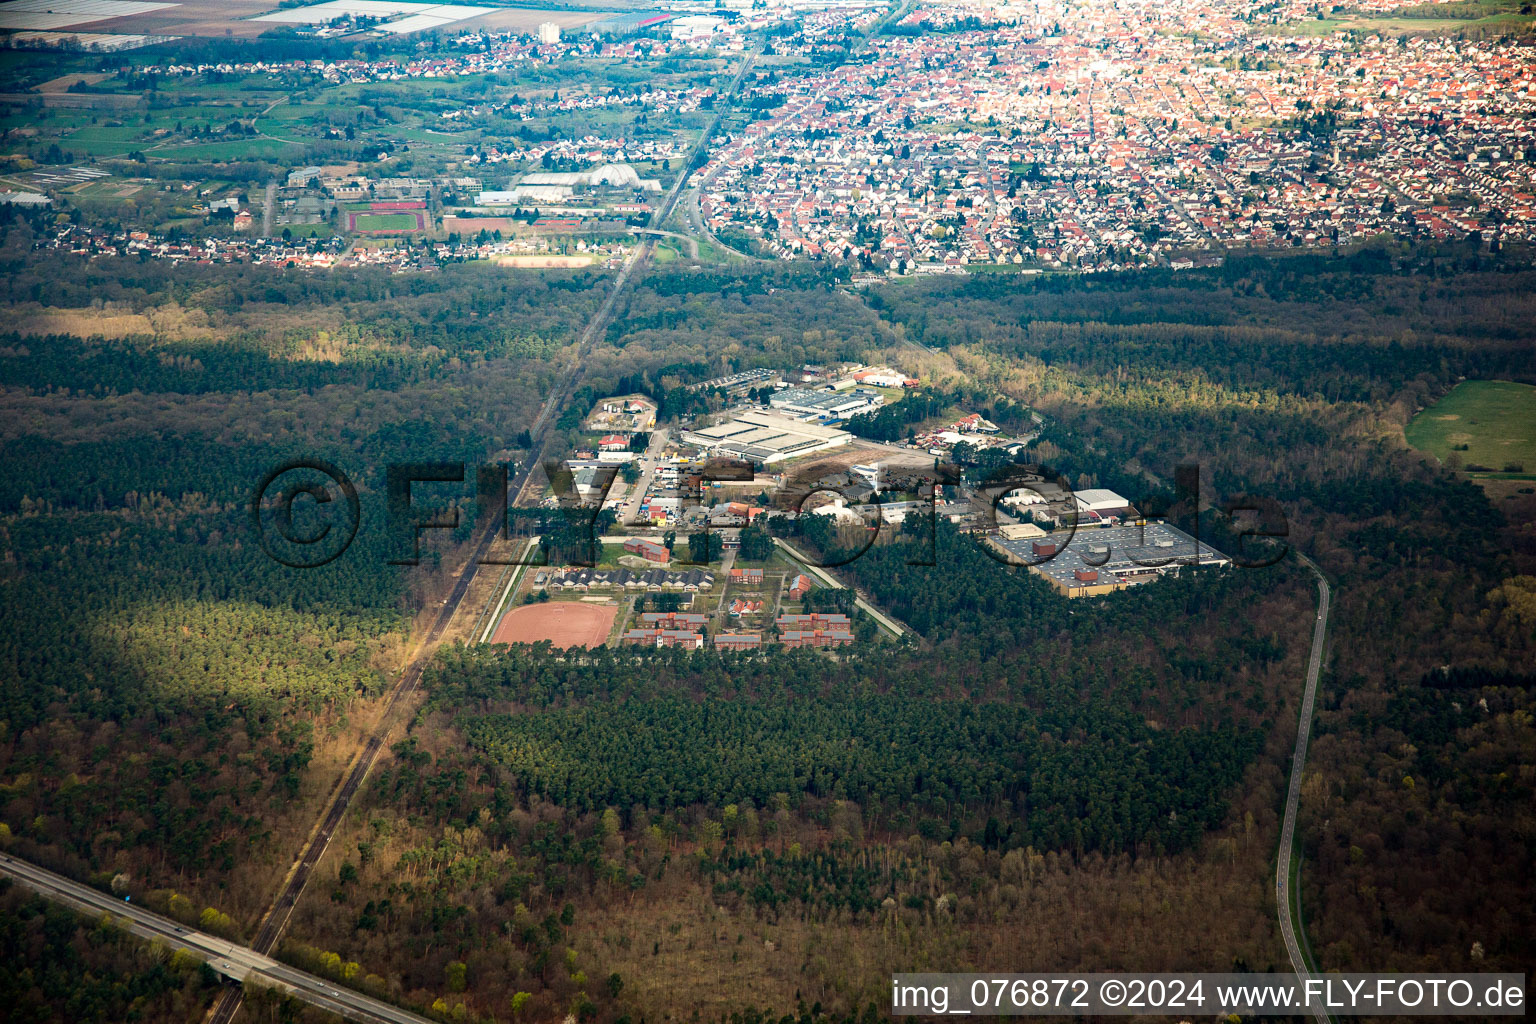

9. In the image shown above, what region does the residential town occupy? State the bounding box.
[9,0,1533,274]
[698,0,1536,269]
[32,219,634,271]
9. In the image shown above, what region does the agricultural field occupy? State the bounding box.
[0,21,726,259]
[0,0,608,41]
[1406,379,1536,479]
[1272,0,1536,35]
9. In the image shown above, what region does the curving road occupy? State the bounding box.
[1275,551,1332,1024]
[630,228,698,259]
[0,854,434,1024]
[202,190,650,1024]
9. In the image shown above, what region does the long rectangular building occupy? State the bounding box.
[681,410,852,465]
[781,628,854,648]
[546,567,715,591]
[776,612,851,629]
[639,612,707,628]
[687,367,778,393]
[769,387,880,420]
[621,628,703,649]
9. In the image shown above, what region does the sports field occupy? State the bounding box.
[350,212,424,233]
[491,602,616,649]
[443,216,527,235]
[1406,380,1536,476]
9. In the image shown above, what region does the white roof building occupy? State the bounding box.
[1074,488,1132,513]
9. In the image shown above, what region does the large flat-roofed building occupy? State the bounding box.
[768,387,880,420]
[987,521,1229,598]
[1074,488,1134,516]
[681,410,852,465]
[688,368,777,393]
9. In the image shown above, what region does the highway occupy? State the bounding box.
[1275,552,1333,1024]
[202,183,647,1022]
[200,44,770,1024]
[205,493,520,1024]
[0,854,435,1024]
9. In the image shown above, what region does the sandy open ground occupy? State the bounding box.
[490,601,615,648]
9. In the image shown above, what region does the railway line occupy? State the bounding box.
[203,44,766,1024]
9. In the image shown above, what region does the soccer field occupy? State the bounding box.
[351,212,422,232]
[1407,379,1536,476]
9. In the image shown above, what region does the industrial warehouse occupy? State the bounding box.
[680,410,853,464]
[768,387,882,421]
[988,522,1231,598]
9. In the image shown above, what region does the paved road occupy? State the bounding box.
[475,537,543,644]
[207,172,660,1021]
[631,227,698,259]
[205,46,769,1024]
[0,854,434,1024]
[650,42,760,233]
[712,549,739,627]
[771,537,906,637]
[206,501,517,1024]
[1276,552,1332,1024]
[619,427,671,526]
[261,180,276,239]
[682,185,754,261]
[204,170,649,1021]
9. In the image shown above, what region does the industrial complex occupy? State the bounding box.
[680,410,853,464]
[988,521,1231,598]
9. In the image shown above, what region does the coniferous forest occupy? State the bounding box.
[0,228,1533,1021]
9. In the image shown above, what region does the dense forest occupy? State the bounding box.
[285,499,1309,1020]
[2,237,1534,1023]
[0,250,583,933]
[460,695,1259,849]
[858,244,1536,975]
[0,882,220,1023]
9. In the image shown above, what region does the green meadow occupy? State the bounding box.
[1407,380,1536,477]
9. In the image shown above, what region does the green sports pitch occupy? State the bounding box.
[351,212,422,232]
[1407,379,1536,477]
